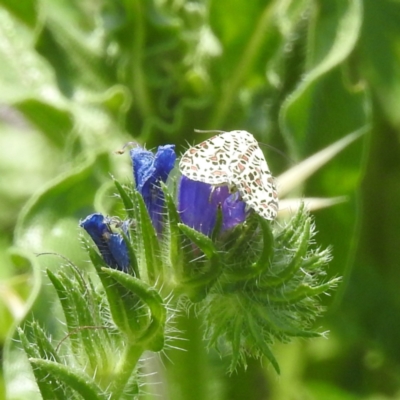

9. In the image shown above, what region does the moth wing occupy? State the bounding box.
[179,131,243,185]
[230,143,278,220]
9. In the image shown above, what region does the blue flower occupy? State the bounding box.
[80,213,130,272]
[178,176,247,236]
[130,145,176,232]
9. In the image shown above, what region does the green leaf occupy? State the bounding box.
[121,229,140,278]
[29,321,62,363]
[280,0,364,157]
[14,152,109,267]
[278,127,368,197]
[0,0,37,27]
[360,0,400,128]
[15,99,74,148]
[0,124,63,229]
[34,0,116,91]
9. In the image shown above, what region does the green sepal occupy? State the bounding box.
[120,229,140,278]
[246,315,280,375]
[177,223,217,260]
[160,182,187,272]
[177,223,222,301]
[131,190,163,284]
[45,269,78,328]
[18,327,74,400]
[113,178,135,220]
[229,315,245,372]
[224,215,275,281]
[207,312,231,349]
[26,322,62,363]
[275,202,307,244]
[267,277,342,303]
[211,203,223,241]
[28,358,107,400]
[251,303,321,339]
[301,248,332,270]
[179,265,220,302]
[222,213,259,264]
[113,180,141,277]
[162,184,222,301]
[46,269,87,358]
[87,244,150,339]
[262,217,311,287]
[253,216,275,270]
[101,267,166,352]
[47,268,110,371]
[203,205,336,374]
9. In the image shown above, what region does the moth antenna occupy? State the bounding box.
[194,129,226,134]
[258,142,294,164]
[115,141,139,155]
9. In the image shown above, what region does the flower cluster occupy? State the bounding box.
[81,144,248,267]
[77,142,337,375]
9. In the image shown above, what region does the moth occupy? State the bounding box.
[179,130,278,220]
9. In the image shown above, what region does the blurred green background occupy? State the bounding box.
[1,0,400,399]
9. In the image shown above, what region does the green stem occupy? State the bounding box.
[126,0,153,118]
[209,4,274,128]
[110,343,143,400]
[163,310,211,400]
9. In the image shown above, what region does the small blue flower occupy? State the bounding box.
[80,213,130,272]
[178,176,247,236]
[130,145,176,232]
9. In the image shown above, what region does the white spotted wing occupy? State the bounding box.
[179,130,278,220]
[229,141,278,220]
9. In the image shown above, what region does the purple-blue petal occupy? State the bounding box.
[130,148,154,194]
[130,145,176,232]
[152,145,177,184]
[108,233,130,272]
[222,192,247,231]
[178,176,247,236]
[178,176,219,236]
[80,213,130,272]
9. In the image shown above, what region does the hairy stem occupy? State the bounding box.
[109,343,143,400]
